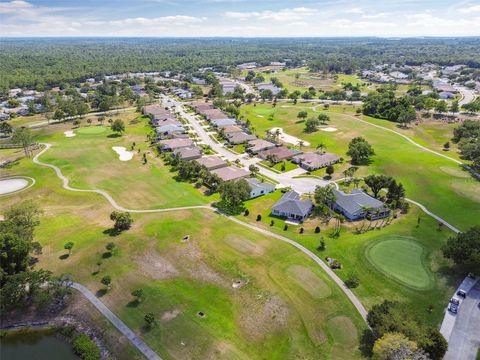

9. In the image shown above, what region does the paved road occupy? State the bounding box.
[71,283,162,360]
[444,281,480,360]
[454,84,477,106]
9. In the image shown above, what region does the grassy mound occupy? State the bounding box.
[365,236,434,290]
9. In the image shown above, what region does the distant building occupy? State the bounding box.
[237,62,257,70]
[257,82,281,96]
[211,166,250,182]
[159,138,194,151]
[173,146,202,160]
[246,139,277,154]
[211,118,237,128]
[258,146,301,162]
[226,132,257,144]
[271,191,313,222]
[333,189,390,221]
[195,156,227,170]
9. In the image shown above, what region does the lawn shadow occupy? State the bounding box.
[103,228,121,237]
[59,254,70,260]
[96,289,107,298]
[359,329,375,357]
[102,252,112,259]
[127,300,140,308]
[107,133,121,138]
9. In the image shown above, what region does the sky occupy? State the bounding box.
[1,0,480,37]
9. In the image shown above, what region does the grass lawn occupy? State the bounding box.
[365,236,434,290]
[29,112,215,209]
[240,103,480,231]
[259,67,336,92]
[335,74,366,87]
[260,160,298,173]
[1,154,367,359]
[240,192,459,326]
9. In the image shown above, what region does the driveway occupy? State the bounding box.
[444,280,480,360]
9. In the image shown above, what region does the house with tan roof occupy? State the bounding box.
[258,146,301,162]
[173,146,202,160]
[211,166,250,182]
[195,156,227,170]
[158,138,194,151]
[226,132,257,144]
[292,152,340,171]
[246,139,277,154]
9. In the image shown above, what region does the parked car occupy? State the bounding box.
[457,290,467,298]
[450,298,460,305]
[448,303,458,314]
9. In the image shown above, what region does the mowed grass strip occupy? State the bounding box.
[365,236,434,290]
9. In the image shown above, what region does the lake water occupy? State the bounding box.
[0,329,80,360]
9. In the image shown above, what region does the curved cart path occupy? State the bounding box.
[33,143,369,322]
[71,283,162,360]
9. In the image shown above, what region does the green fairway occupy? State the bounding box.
[365,236,434,290]
[76,125,107,134]
[240,103,480,231]
[1,154,366,359]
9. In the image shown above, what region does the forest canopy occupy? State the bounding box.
[1,37,480,91]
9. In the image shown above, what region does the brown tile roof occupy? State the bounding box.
[211,166,250,182]
[173,146,202,160]
[226,132,257,144]
[292,152,340,169]
[247,139,276,153]
[201,109,229,120]
[159,138,193,150]
[258,146,301,161]
[143,105,170,116]
[195,156,227,170]
[222,125,243,134]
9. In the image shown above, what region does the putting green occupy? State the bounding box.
[76,126,107,134]
[365,236,434,290]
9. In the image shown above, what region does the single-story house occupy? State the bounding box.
[153,118,181,127]
[258,146,301,162]
[221,125,243,134]
[246,139,276,154]
[172,87,192,99]
[292,152,340,171]
[432,80,457,93]
[333,189,390,221]
[173,146,202,160]
[211,118,237,128]
[271,191,313,222]
[211,166,250,182]
[439,91,455,100]
[201,109,229,120]
[257,82,281,96]
[156,124,186,136]
[226,132,257,144]
[159,138,194,151]
[195,156,227,170]
[222,84,236,95]
[143,105,170,117]
[0,112,10,121]
[246,178,276,198]
[192,102,213,113]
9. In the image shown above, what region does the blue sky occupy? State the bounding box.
[1,0,480,37]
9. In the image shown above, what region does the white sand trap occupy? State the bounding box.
[64,130,76,137]
[270,127,310,146]
[257,115,264,118]
[320,127,337,132]
[112,146,134,161]
[0,178,29,195]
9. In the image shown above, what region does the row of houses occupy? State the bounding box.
[143,104,188,139]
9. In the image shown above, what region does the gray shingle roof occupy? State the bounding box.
[333,189,386,215]
[272,191,313,217]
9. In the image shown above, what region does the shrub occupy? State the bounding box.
[283,224,288,231]
[270,220,275,226]
[73,334,101,360]
[299,227,304,234]
[345,272,360,288]
[314,226,321,233]
[244,209,249,216]
[256,214,262,221]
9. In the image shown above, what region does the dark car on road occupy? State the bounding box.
[448,303,458,314]
[450,298,460,305]
[457,290,467,298]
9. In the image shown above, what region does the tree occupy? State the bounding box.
[73,334,101,360]
[344,272,359,288]
[217,179,251,215]
[12,127,33,157]
[0,121,13,135]
[105,242,116,254]
[364,174,393,198]
[101,275,111,289]
[449,99,459,114]
[111,119,125,135]
[442,226,480,274]
[64,242,74,255]
[109,211,133,231]
[131,289,144,303]
[144,312,156,329]
[435,100,448,114]
[248,164,259,176]
[373,332,423,360]
[386,180,405,204]
[397,108,416,128]
[443,141,450,150]
[346,137,374,165]
[326,165,334,177]
[318,114,330,124]
[297,110,308,120]
[305,117,320,132]
[314,184,335,210]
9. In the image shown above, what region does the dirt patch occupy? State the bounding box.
[224,235,265,256]
[327,316,358,358]
[133,251,180,280]
[161,309,181,322]
[440,166,470,178]
[286,265,331,299]
[450,181,480,203]
[238,293,288,340]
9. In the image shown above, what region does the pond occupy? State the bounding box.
[0,329,80,360]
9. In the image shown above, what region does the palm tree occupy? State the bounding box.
[297,140,304,150]
[316,143,326,154]
[359,206,371,232]
[353,177,361,188]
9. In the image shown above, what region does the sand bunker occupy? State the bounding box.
[64,130,76,137]
[320,127,337,132]
[270,127,310,146]
[112,146,134,161]
[0,177,32,195]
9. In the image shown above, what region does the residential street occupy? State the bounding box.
[162,94,328,193]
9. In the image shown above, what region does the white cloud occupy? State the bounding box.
[0,0,32,14]
[459,4,480,13]
[224,7,317,22]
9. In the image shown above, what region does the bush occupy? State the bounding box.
[244,209,249,216]
[270,220,274,226]
[315,226,321,233]
[345,272,360,288]
[73,334,101,360]
[283,224,288,231]
[299,227,304,234]
[256,214,262,221]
